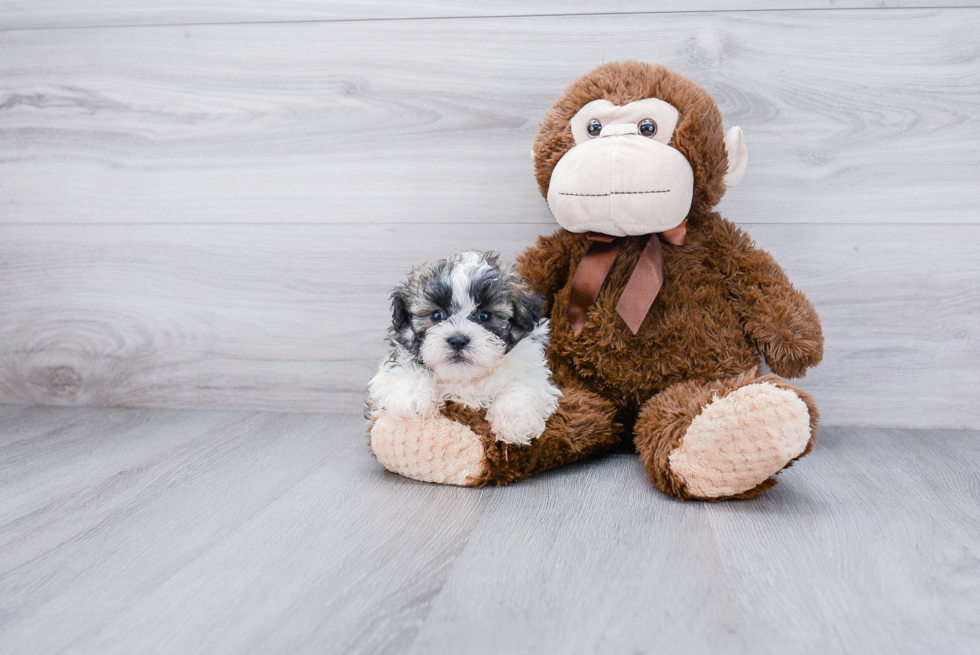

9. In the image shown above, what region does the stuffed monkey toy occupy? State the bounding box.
[369,61,823,500]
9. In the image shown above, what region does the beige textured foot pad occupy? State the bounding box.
[668,382,811,498]
[370,412,488,486]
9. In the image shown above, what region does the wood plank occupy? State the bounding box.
[1,1,973,30]
[1,222,977,427]
[411,456,762,654]
[1,9,978,225]
[0,407,493,654]
[2,408,977,654]
[0,407,240,535]
[704,426,980,654]
[0,403,106,447]
[410,426,980,654]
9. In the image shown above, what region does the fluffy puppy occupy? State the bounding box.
[366,251,561,445]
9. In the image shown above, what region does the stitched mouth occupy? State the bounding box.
[558,189,670,197]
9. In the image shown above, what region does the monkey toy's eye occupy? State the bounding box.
[638,118,658,137]
[431,310,446,322]
[476,311,491,323]
[586,119,602,138]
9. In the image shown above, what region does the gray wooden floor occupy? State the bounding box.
[1,405,978,654]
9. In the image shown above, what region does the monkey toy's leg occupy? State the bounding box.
[633,367,818,500]
[369,386,620,487]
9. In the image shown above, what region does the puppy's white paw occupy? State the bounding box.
[487,403,547,446]
[383,384,439,421]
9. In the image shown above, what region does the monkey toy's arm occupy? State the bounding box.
[515,229,576,314]
[714,220,824,379]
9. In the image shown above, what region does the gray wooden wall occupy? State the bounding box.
[1,1,978,428]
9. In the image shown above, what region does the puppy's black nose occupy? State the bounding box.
[447,335,470,352]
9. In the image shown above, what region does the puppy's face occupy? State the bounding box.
[389,251,543,380]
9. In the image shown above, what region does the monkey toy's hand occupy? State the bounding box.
[756,310,825,380]
[723,231,825,379]
[743,288,824,379]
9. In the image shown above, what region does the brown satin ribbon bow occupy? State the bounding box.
[567,219,688,336]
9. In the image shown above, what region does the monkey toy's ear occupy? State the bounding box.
[390,287,411,331]
[509,289,544,344]
[724,126,749,188]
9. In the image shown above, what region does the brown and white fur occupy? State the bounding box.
[366,251,561,446]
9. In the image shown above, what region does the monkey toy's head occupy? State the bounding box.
[533,61,748,237]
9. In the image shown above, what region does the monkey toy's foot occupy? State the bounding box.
[636,368,819,500]
[369,387,621,487]
[370,413,488,486]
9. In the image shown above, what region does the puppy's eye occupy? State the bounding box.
[638,118,657,137]
[431,310,446,322]
[587,119,602,138]
[476,311,491,323]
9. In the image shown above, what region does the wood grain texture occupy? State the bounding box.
[1,222,977,428]
[410,425,980,654]
[2,8,978,426]
[1,1,975,29]
[1,9,979,225]
[0,406,494,654]
[1,405,978,654]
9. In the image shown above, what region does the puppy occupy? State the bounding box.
[366,251,561,446]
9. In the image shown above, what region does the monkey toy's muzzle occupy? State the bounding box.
[546,125,695,237]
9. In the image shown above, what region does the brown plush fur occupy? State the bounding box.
[440,386,621,487]
[633,367,819,501]
[388,62,824,500]
[521,62,824,499]
[510,63,824,499]
[520,215,824,404]
[533,61,730,225]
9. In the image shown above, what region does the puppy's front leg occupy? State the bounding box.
[367,361,440,421]
[486,391,551,446]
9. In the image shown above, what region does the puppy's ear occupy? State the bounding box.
[509,286,543,343]
[481,251,501,268]
[390,286,411,331]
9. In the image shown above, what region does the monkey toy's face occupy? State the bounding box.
[536,62,748,237]
[548,97,692,237]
